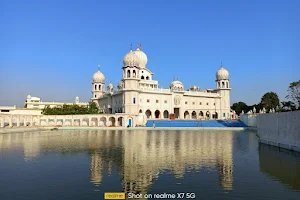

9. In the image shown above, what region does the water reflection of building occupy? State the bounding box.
[121,130,234,194]
[0,132,41,162]
[0,129,234,193]
[259,143,300,190]
[90,153,103,186]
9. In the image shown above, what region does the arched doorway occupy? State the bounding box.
[100,117,106,127]
[155,110,160,118]
[206,111,210,119]
[212,112,218,119]
[128,118,133,127]
[145,110,152,118]
[191,111,197,119]
[118,117,123,126]
[109,117,116,126]
[163,110,169,119]
[184,111,190,119]
[199,111,204,119]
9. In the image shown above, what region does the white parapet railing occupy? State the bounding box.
[183,91,220,97]
[140,88,172,94]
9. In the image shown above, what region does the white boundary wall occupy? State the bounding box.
[257,111,300,152]
[240,114,257,127]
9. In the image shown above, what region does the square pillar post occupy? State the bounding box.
[16,115,20,127]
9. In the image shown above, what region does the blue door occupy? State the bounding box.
[128,119,132,127]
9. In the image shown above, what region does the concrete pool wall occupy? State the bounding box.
[257,111,300,152]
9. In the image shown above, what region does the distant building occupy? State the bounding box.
[0,105,42,115]
[92,44,232,125]
[24,95,88,109]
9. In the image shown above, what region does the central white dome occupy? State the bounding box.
[134,47,148,68]
[123,50,140,67]
[93,70,105,83]
[216,66,229,80]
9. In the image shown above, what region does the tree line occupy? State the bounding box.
[42,102,103,115]
[231,80,300,115]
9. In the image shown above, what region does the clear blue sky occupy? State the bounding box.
[0,0,299,107]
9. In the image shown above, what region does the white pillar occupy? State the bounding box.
[37,116,41,126]
[9,115,13,127]
[16,115,20,127]
[24,116,27,127]
[29,117,33,127]
[72,115,74,126]
[89,117,92,127]
[0,117,4,128]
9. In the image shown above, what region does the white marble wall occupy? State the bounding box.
[240,114,257,127]
[257,111,300,152]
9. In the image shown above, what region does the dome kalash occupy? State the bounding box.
[92,68,105,83]
[216,64,229,80]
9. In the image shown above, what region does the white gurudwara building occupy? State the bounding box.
[91,44,232,125]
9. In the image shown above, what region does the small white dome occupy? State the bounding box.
[189,85,199,91]
[216,66,229,80]
[93,69,105,83]
[170,80,184,90]
[134,47,148,68]
[108,83,113,88]
[123,50,140,67]
[27,95,31,99]
[117,81,124,89]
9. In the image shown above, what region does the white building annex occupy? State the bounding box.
[91,44,232,126]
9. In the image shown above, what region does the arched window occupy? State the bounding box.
[226,82,229,88]
[127,70,131,78]
[133,70,136,78]
[146,76,149,80]
[218,82,220,88]
[222,82,225,88]
[95,85,97,90]
[141,75,144,80]
[99,85,101,90]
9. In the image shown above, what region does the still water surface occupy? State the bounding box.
[0,129,300,200]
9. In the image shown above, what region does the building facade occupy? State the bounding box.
[25,95,88,109]
[92,44,232,125]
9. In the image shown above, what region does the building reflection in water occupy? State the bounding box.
[0,129,234,195]
[259,143,300,191]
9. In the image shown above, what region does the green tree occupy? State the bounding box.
[247,103,263,113]
[281,101,297,112]
[260,92,280,112]
[286,80,300,109]
[231,102,248,115]
[42,102,103,115]
[87,102,100,114]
